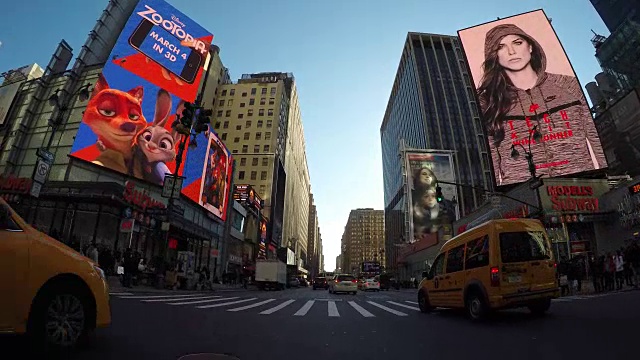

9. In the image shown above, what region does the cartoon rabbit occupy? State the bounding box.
[83,73,147,174]
[129,89,182,185]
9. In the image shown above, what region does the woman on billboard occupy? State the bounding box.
[411,167,455,242]
[477,23,605,186]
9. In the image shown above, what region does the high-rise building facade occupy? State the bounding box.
[592,20,640,89]
[340,208,385,274]
[590,0,640,32]
[380,32,492,272]
[213,72,310,266]
[307,193,320,277]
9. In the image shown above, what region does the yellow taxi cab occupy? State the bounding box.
[0,198,111,350]
[418,218,559,321]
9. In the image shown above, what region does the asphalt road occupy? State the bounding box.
[4,287,640,360]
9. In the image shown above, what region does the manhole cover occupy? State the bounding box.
[178,354,240,360]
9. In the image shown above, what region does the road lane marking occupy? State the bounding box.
[348,301,375,317]
[168,297,239,306]
[328,301,340,317]
[228,299,276,312]
[405,301,418,305]
[294,300,315,316]
[552,298,573,302]
[109,292,133,296]
[367,301,408,316]
[260,299,296,314]
[197,298,257,309]
[143,295,221,303]
[118,294,204,299]
[387,301,420,311]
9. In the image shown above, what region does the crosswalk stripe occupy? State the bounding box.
[406,301,418,305]
[328,301,340,317]
[197,298,257,309]
[294,300,315,316]
[387,301,419,311]
[168,297,239,306]
[367,301,408,316]
[348,301,375,317]
[228,299,276,312]
[143,295,221,303]
[119,293,204,299]
[260,299,296,314]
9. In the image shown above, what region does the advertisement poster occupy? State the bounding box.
[457,9,607,186]
[406,151,459,244]
[70,0,213,186]
[233,184,263,212]
[187,131,233,220]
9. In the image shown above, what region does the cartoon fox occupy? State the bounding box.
[83,73,148,173]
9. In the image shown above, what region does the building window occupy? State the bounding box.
[255,132,262,140]
[223,121,229,129]
[240,158,247,166]
[240,102,246,107]
[263,145,269,152]
[267,109,274,116]
[254,145,260,152]
[261,88,267,95]
[244,132,250,140]
[248,109,253,116]
[242,92,247,97]
[236,125,241,130]
[218,99,224,106]
[234,137,239,143]
[238,171,245,180]
[250,171,257,180]
[216,110,223,117]
[260,98,266,105]
[222,89,227,96]
[269,98,275,105]
[262,157,269,166]
[261,171,267,180]
[249,98,255,105]
[270,87,276,96]
[246,120,252,128]
[230,89,235,95]
[227,99,233,106]
[225,110,231,117]
[221,133,227,140]
[232,149,238,154]
[259,109,264,116]
[251,88,256,95]
[259,185,266,196]
[214,122,221,129]
[265,132,271,140]
[242,145,248,153]
[266,120,272,128]
[252,158,258,166]
[257,120,263,128]
[238,113,244,119]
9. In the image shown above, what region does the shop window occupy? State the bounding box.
[252,158,258,166]
[250,171,257,180]
[238,171,245,180]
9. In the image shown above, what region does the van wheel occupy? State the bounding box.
[465,291,488,321]
[418,291,432,313]
[29,282,94,352]
[528,298,551,316]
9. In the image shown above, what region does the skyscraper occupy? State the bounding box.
[340,208,385,275]
[380,32,492,272]
[590,0,640,32]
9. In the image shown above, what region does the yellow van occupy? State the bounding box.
[418,218,559,321]
[0,198,111,350]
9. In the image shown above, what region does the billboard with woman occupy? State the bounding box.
[457,9,607,187]
[406,151,459,244]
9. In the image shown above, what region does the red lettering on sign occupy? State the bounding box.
[560,110,569,120]
[546,185,599,213]
[0,174,32,194]
[123,181,166,211]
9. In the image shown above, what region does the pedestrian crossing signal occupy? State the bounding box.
[436,186,443,203]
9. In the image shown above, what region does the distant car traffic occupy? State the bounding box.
[328,274,358,294]
[312,277,328,290]
[360,278,381,291]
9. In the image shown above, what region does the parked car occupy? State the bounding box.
[288,277,300,288]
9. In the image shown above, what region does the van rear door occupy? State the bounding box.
[498,230,555,295]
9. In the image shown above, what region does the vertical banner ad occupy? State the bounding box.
[406,151,458,244]
[70,0,213,187]
[457,9,606,187]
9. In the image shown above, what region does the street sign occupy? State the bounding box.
[36,148,54,164]
[162,175,184,199]
[33,159,51,184]
[490,196,501,208]
[30,181,42,198]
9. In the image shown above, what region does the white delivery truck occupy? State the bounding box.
[255,259,287,290]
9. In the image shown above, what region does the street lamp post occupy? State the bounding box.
[45,84,92,151]
[509,124,544,217]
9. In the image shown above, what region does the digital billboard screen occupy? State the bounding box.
[233,184,263,212]
[406,151,459,244]
[457,9,607,187]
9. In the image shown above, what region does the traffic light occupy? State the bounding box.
[194,108,212,134]
[435,186,444,203]
[180,102,196,127]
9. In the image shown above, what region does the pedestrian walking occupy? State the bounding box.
[614,251,625,290]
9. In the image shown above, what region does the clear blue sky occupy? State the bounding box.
[1,0,609,271]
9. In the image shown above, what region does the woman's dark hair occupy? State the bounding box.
[477,33,544,144]
[413,167,437,190]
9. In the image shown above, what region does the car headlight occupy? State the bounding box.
[93,265,106,280]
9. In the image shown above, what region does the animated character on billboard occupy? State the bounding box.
[476,23,606,185]
[411,167,455,241]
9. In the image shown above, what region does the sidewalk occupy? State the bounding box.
[107,276,255,294]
